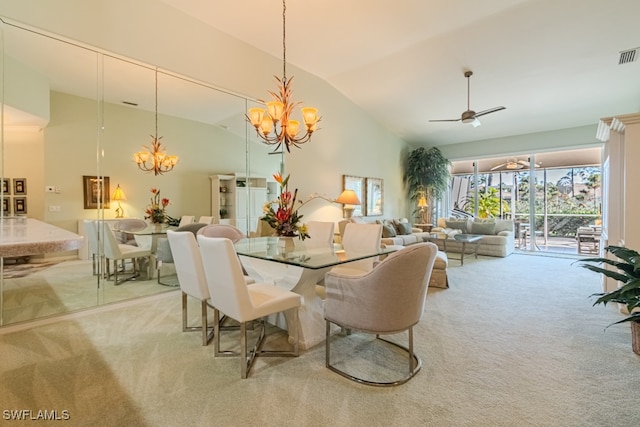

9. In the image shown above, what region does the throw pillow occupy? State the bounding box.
[382,224,397,238]
[471,221,496,235]
[396,222,413,235]
[445,219,468,233]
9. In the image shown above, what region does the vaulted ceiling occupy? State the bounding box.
[159,0,640,147]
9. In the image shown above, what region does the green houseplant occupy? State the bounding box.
[403,147,450,224]
[578,245,640,354]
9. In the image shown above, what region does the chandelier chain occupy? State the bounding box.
[282,0,287,81]
[155,67,159,138]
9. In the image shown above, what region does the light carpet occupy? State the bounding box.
[0,253,638,426]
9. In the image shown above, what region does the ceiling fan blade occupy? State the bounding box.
[429,118,461,122]
[490,163,507,171]
[474,106,506,118]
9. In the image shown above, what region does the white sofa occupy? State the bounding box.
[430,218,515,257]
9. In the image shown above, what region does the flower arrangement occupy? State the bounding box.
[261,172,309,240]
[144,188,170,224]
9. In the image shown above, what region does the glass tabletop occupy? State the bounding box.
[235,237,396,270]
[127,224,177,235]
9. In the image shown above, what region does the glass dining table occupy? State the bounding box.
[234,236,396,350]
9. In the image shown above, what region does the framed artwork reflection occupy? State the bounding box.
[83,176,111,209]
[343,175,365,217]
[2,179,10,195]
[14,197,27,214]
[365,177,383,216]
[13,178,27,195]
[3,197,10,215]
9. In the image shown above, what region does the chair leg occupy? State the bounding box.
[213,308,299,379]
[181,292,214,345]
[325,321,422,387]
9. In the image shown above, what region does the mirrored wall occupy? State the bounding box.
[0,18,281,326]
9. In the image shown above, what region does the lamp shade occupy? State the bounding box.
[336,189,360,205]
[112,184,127,201]
[417,196,427,208]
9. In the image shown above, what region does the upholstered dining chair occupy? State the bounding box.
[197,235,302,379]
[101,222,152,285]
[304,221,335,249]
[197,224,246,242]
[331,223,383,275]
[155,223,207,286]
[166,230,215,345]
[324,242,438,386]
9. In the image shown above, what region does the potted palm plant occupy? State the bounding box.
[578,245,640,355]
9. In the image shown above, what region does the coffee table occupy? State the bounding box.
[426,233,483,265]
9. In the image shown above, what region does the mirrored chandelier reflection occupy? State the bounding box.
[246,0,321,153]
[133,68,179,175]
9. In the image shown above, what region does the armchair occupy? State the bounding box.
[324,242,438,386]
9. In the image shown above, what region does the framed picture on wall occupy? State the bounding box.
[343,175,365,217]
[14,197,27,214]
[365,177,383,216]
[3,197,10,215]
[13,178,27,195]
[83,175,111,209]
[2,179,10,195]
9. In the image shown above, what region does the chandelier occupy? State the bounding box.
[246,0,321,153]
[133,68,179,175]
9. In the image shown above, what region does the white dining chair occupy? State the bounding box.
[101,222,152,285]
[331,223,382,275]
[304,221,335,249]
[197,216,214,224]
[166,230,215,345]
[197,235,302,379]
[179,215,196,227]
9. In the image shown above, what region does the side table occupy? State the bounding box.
[414,223,433,232]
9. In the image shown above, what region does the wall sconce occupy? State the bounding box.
[112,184,127,218]
[336,189,361,219]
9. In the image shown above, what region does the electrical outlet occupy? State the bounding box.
[48,205,61,212]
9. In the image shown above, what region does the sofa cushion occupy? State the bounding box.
[395,221,413,235]
[445,219,468,233]
[470,221,496,235]
[381,224,397,238]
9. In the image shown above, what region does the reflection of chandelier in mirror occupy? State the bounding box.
[133,68,179,175]
[246,0,321,153]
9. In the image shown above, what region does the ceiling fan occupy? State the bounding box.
[490,158,541,171]
[430,70,506,127]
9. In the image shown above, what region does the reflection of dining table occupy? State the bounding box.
[235,237,396,350]
[128,224,176,278]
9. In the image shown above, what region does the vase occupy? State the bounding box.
[277,236,296,252]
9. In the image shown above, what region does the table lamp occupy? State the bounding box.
[418,196,428,223]
[336,189,361,219]
[112,184,127,218]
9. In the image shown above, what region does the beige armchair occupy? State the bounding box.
[324,242,438,386]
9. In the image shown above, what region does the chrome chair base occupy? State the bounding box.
[325,321,422,387]
[106,258,140,286]
[182,292,214,346]
[213,308,299,379]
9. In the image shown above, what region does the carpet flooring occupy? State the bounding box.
[0,253,638,426]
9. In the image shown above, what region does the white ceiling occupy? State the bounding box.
[158,0,640,147]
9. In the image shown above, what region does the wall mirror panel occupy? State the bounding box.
[0,18,281,326]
